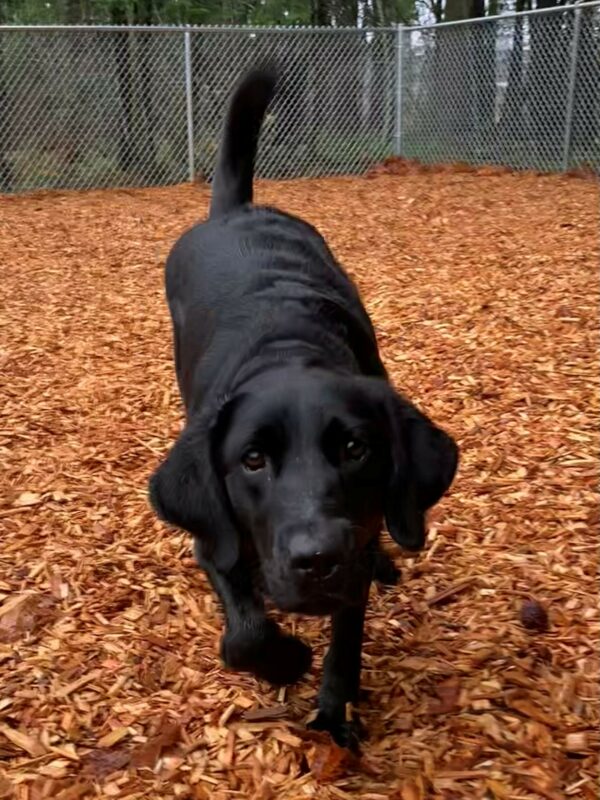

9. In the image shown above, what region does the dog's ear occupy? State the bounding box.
[383,390,458,551]
[148,398,240,571]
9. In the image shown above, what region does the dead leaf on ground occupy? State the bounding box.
[0,594,56,644]
[130,719,182,769]
[306,740,357,782]
[80,748,131,779]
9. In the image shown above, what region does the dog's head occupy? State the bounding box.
[150,368,458,614]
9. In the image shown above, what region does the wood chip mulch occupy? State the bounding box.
[0,170,598,799]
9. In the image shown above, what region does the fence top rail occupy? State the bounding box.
[406,0,600,30]
[0,22,396,34]
[0,1,597,35]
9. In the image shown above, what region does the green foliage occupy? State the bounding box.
[0,0,568,27]
[1,0,416,26]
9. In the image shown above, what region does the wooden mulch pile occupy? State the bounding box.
[0,170,598,799]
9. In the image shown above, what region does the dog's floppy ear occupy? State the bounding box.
[384,391,458,551]
[148,398,240,571]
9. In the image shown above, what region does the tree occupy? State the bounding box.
[498,0,530,138]
[111,0,136,173]
[432,0,480,159]
[527,0,569,148]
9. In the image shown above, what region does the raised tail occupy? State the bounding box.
[209,66,278,219]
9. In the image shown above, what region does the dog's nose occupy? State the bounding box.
[289,535,341,579]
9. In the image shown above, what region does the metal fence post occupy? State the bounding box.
[562,2,583,172]
[393,23,404,157]
[184,28,195,182]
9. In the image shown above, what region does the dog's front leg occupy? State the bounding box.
[309,586,369,751]
[195,543,312,686]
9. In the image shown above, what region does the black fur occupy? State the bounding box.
[149,67,458,749]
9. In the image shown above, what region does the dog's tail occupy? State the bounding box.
[209,66,278,219]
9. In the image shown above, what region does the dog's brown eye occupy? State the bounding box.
[343,439,367,462]
[242,450,266,471]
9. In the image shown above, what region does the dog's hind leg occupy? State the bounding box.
[195,543,312,686]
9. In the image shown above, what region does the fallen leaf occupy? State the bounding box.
[80,748,131,779]
[0,594,56,644]
[130,719,181,769]
[306,740,356,782]
[520,599,549,632]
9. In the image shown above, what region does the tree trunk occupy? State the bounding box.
[527,0,568,147]
[311,0,329,26]
[132,0,159,181]
[111,0,136,175]
[499,0,526,136]
[65,0,81,24]
[444,0,471,22]
[435,0,474,157]
[468,0,496,154]
[65,0,84,170]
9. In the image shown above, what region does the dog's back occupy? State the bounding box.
[165,68,385,409]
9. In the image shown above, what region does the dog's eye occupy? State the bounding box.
[242,449,267,472]
[343,438,368,462]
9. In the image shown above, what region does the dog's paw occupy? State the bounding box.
[308,708,366,753]
[221,621,312,686]
[255,631,312,685]
[373,550,401,587]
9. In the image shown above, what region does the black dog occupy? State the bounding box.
[149,67,458,749]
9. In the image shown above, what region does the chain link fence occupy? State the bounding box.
[0,26,395,192]
[0,3,598,194]
[399,2,600,173]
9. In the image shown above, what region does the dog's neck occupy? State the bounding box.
[230,341,355,395]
